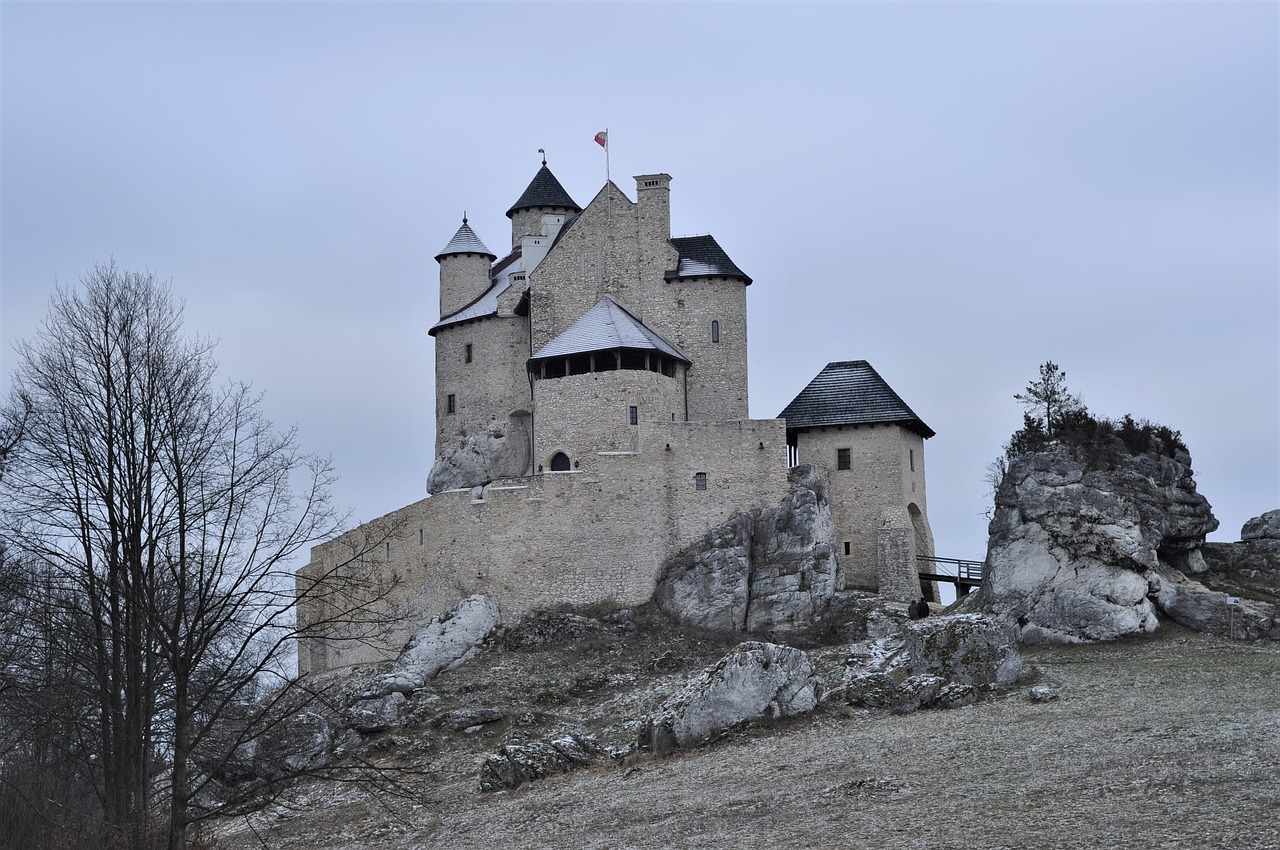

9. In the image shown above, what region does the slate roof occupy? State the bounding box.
[778,360,934,438]
[530,297,690,363]
[506,165,582,217]
[429,250,522,336]
[666,235,751,285]
[435,219,496,261]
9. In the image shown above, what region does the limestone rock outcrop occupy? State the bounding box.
[478,733,605,791]
[979,445,1217,644]
[843,614,1021,712]
[653,465,840,635]
[363,595,501,697]
[639,641,823,751]
[426,417,530,494]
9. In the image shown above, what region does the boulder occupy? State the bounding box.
[426,416,530,494]
[254,712,331,780]
[478,733,604,791]
[364,595,501,698]
[1147,567,1278,640]
[654,466,841,635]
[979,445,1217,644]
[1201,511,1280,608]
[843,614,1021,712]
[1242,510,1280,542]
[640,641,823,751]
[903,614,1022,687]
[345,692,405,733]
[434,707,504,732]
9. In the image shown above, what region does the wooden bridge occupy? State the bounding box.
[918,556,985,597]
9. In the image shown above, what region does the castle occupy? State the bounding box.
[296,160,936,674]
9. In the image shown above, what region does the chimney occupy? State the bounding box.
[634,173,672,241]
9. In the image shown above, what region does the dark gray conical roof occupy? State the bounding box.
[506,164,581,218]
[435,218,496,262]
[779,360,934,438]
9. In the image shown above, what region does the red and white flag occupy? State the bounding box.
[594,130,608,149]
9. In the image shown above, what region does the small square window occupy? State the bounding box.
[465,343,473,363]
[447,394,456,414]
[837,448,851,470]
[629,405,638,426]
[695,472,708,491]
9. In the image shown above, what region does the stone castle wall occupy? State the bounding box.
[297,417,790,674]
[795,424,930,600]
[434,315,531,458]
[531,368,686,473]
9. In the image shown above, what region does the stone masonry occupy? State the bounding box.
[296,159,937,673]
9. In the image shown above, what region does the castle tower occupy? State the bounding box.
[436,217,496,318]
[779,361,936,602]
[506,162,581,249]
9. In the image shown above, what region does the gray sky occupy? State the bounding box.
[3,1,1277,570]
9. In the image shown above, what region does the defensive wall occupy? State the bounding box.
[297,417,790,674]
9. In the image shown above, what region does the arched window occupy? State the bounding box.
[711,320,720,343]
[550,452,571,472]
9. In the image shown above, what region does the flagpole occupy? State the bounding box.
[605,127,610,183]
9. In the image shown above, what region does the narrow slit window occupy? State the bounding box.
[844,541,851,556]
[419,528,424,546]
[628,405,638,426]
[447,394,456,414]
[837,448,851,470]
[465,343,473,363]
[695,472,708,491]
[711,320,720,343]
[910,449,915,471]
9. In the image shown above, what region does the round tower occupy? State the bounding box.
[436,217,496,318]
[506,160,581,248]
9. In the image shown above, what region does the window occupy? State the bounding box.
[550,452,571,472]
[465,343,473,363]
[837,448,851,470]
[844,542,851,556]
[910,448,915,471]
[447,394,456,414]
[628,405,638,426]
[711,320,720,343]
[419,528,424,547]
[695,472,707,491]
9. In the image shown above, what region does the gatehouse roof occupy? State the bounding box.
[779,360,935,438]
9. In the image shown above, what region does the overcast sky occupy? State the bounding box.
[3,1,1277,571]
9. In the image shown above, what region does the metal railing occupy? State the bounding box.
[916,556,985,584]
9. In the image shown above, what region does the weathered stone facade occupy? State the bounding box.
[297,160,937,673]
[795,424,932,599]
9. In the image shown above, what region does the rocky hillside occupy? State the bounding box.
[209,609,1280,850]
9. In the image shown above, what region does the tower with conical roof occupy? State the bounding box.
[435,216,497,318]
[506,161,581,249]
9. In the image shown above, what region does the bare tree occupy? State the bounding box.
[1013,361,1083,437]
[0,263,397,850]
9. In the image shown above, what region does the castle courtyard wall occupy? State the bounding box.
[297,418,791,674]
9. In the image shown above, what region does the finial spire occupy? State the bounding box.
[463,211,467,224]
[538,148,546,165]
